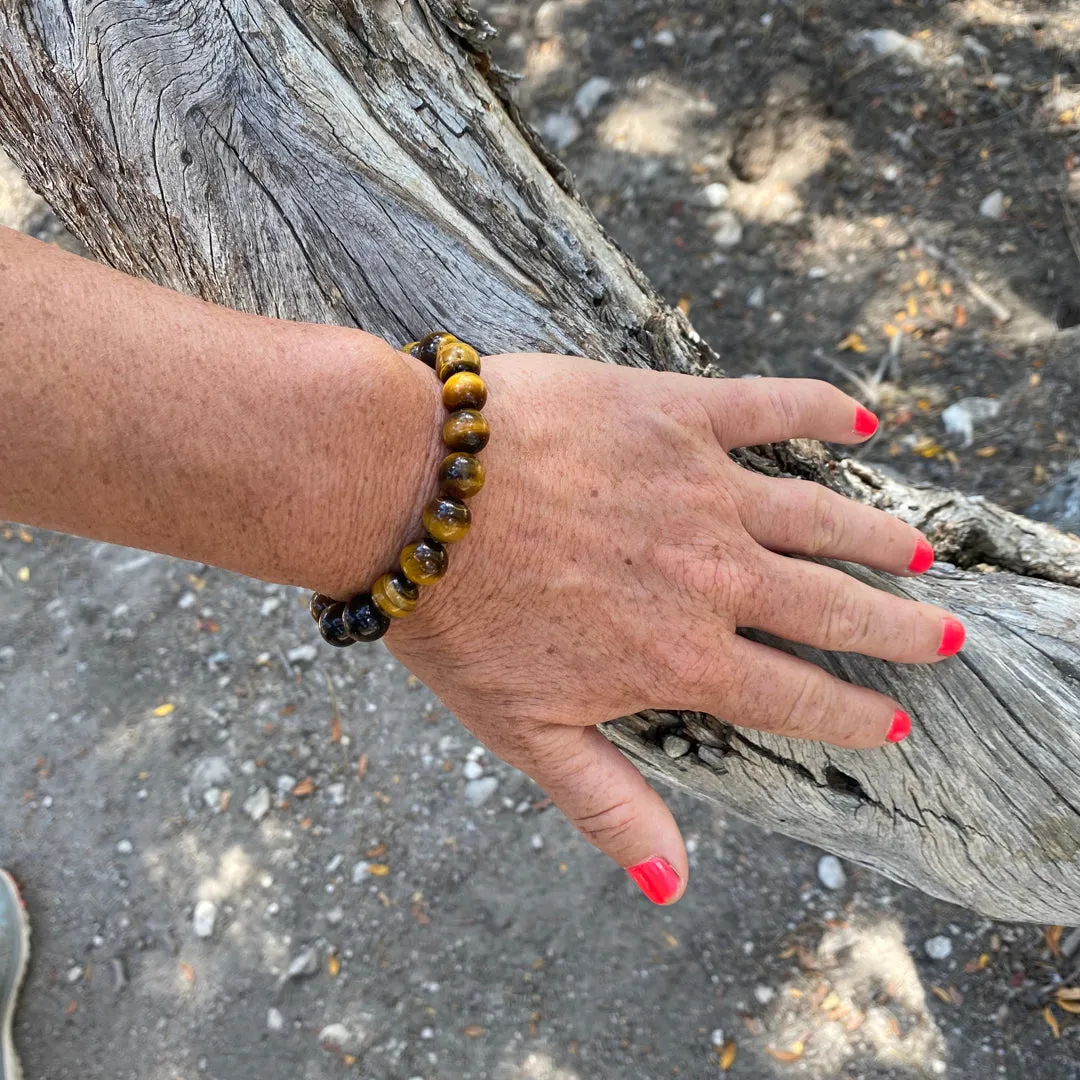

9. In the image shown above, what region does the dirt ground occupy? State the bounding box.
[2,1,1080,1078]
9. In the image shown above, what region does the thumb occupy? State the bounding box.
[519,724,689,905]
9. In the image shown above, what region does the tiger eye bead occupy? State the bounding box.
[400,537,449,586]
[435,341,482,382]
[404,341,421,358]
[442,409,490,453]
[310,592,338,623]
[422,496,471,544]
[372,572,420,619]
[442,371,487,411]
[416,331,457,369]
[342,593,391,642]
[439,452,485,499]
[318,602,356,648]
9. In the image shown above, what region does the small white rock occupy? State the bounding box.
[808,265,829,280]
[990,73,1013,91]
[979,189,1006,219]
[754,985,776,1005]
[860,28,926,65]
[710,1028,725,1047]
[942,397,1002,447]
[67,965,83,984]
[530,834,544,851]
[464,776,499,808]
[319,1023,357,1054]
[267,1007,285,1032]
[203,787,222,811]
[653,28,676,47]
[243,786,272,823]
[963,35,991,59]
[190,756,232,791]
[276,774,297,794]
[325,782,346,807]
[286,643,318,665]
[193,900,218,939]
[697,182,730,208]
[711,209,744,249]
[541,111,582,151]
[462,760,485,781]
[574,76,613,119]
[178,591,197,610]
[925,935,953,961]
[352,861,371,884]
[116,839,134,856]
[326,854,344,875]
[662,734,692,759]
[817,854,847,891]
[746,285,765,309]
[259,596,282,617]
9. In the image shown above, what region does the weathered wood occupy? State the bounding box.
[3,0,1080,922]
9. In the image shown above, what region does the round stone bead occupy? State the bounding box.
[442,371,487,411]
[342,593,391,642]
[435,341,482,382]
[310,592,338,623]
[442,409,490,453]
[372,572,420,619]
[318,602,355,648]
[422,496,471,544]
[416,331,456,370]
[400,537,449,586]
[439,452,485,500]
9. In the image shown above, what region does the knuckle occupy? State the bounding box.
[822,585,873,650]
[779,673,833,739]
[572,797,640,849]
[764,381,802,437]
[647,635,724,697]
[809,486,847,556]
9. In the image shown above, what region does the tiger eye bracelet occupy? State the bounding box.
[309,332,488,647]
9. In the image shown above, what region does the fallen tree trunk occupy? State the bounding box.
[3,0,1080,923]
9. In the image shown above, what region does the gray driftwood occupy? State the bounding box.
[3,0,1080,922]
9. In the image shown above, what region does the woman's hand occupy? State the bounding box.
[387,354,964,905]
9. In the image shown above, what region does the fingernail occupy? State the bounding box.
[853,406,879,436]
[908,537,935,574]
[887,708,912,743]
[627,857,681,905]
[938,617,966,657]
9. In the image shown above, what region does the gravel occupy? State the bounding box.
[817,855,847,891]
[192,900,218,939]
[464,776,500,807]
[243,785,272,822]
[925,935,954,961]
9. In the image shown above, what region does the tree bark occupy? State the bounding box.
[3,0,1080,923]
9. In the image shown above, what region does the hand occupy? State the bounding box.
[388,355,964,904]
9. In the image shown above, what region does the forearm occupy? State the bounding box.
[0,226,441,595]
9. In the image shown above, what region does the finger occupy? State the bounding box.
[747,553,965,663]
[505,723,688,905]
[703,377,879,450]
[704,635,911,748]
[739,475,936,576]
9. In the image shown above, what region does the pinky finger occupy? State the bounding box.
[705,636,911,749]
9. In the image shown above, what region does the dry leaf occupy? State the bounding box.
[883,322,900,338]
[838,332,868,353]
[906,295,919,318]
[1054,986,1080,1001]
[677,297,692,316]
[18,528,32,543]
[1058,1000,1080,1015]
[1046,926,1064,957]
[179,962,196,985]
[941,280,953,297]
[187,574,206,591]
[954,304,967,328]
[1044,1006,1061,1039]
[1030,372,1042,388]
[975,446,998,457]
[964,953,991,973]
[463,1025,485,1038]
[366,843,388,858]
[820,992,841,1012]
[219,790,231,811]
[64,999,79,1016]
[152,703,175,718]
[1034,463,1048,484]
[766,1041,805,1063]
[529,1011,541,1038]
[328,954,341,977]
[916,268,932,288]
[357,753,369,780]
[369,864,390,877]
[913,438,944,458]
[662,931,679,948]
[330,715,343,743]
[292,777,315,797]
[844,1010,865,1033]
[720,1040,737,1070]
[16,566,30,583]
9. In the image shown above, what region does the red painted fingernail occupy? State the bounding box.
[938,617,966,657]
[908,538,935,574]
[887,708,912,743]
[853,406,879,436]
[627,857,681,905]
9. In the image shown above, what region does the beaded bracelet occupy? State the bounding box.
[308,332,489,647]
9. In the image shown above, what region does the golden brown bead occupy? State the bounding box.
[416,331,457,369]
[372,572,420,619]
[400,537,449,586]
[422,496,471,544]
[404,341,421,358]
[438,452,485,499]
[442,371,487,411]
[442,409,490,454]
[435,341,482,382]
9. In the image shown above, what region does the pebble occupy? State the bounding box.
[464,776,499,808]
[860,28,926,65]
[0,646,15,662]
[662,735,691,759]
[541,111,581,150]
[203,787,222,811]
[941,397,1002,447]
[326,854,344,875]
[193,900,218,939]
[710,1028,725,1046]
[260,596,282,617]
[653,28,676,47]
[697,182,730,208]
[326,782,347,807]
[817,855,847,891]
[190,757,232,791]
[746,285,765,309]
[574,76,613,119]
[925,935,953,960]
[979,189,1006,219]
[462,760,485,781]
[963,35,992,59]
[530,834,544,851]
[326,906,344,926]
[319,1024,358,1054]
[178,591,197,610]
[243,786,272,823]
[754,985,776,1005]
[286,644,318,665]
[710,210,744,249]
[696,745,728,771]
[352,861,371,884]
[990,73,1013,90]
[267,1008,285,1033]
[116,839,134,856]
[283,947,319,982]
[67,965,83,984]
[276,774,297,794]
[808,266,829,280]
[534,0,562,38]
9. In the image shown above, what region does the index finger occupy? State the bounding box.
[703,377,879,450]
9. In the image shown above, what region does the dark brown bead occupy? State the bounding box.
[442,371,487,411]
[372,572,420,619]
[416,331,457,369]
[310,592,338,623]
[400,537,449,586]
[435,341,482,382]
[442,409,490,453]
[342,593,391,642]
[318,602,356,648]
[438,452,485,499]
[422,496,471,544]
